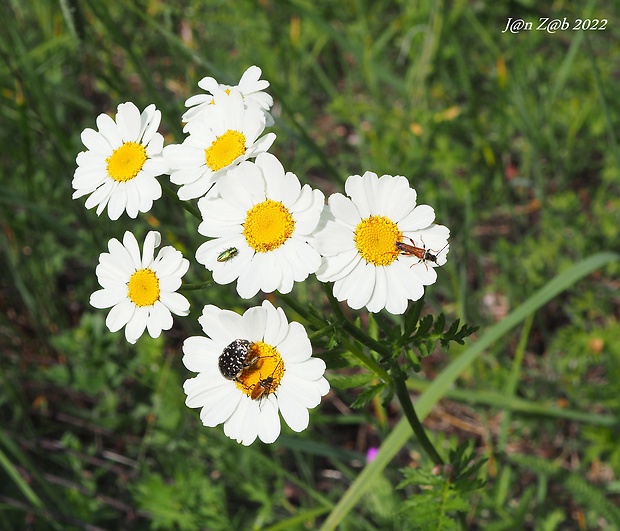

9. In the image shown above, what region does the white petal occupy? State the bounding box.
[249,132,276,156]
[262,301,289,346]
[312,223,356,257]
[159,292,190,316]
[236,265,263,299]
[105,299,134,332]
[344,262,375,310]
[366,266,389,313]
[344,173,373,218]
[277,322,311,363]
[333,261,370,309]
[141,106,161,145]
[315,249,361,283]
[287,357,326,381]
[219,308,252,341]
[242,305,268,342]
[116,102,141,141]
[399,204,436,231]
[124,181,141,218]
[84,180,114,213]
[277,389,310,432]
[122,231,142,270]
[383,266,412,315]
[81,128,112,155]
[90,288,125,309]
[257,397,281,444]
[292,188,325,235]
[125,306,149,343]
[280,375,323,408]
[182,336,218,372]
[178,175,216,201]
[107,186,127,220]
[96,113,123,149]
[328,193,361,228]
[141,231,162,268]
[201,387,243,427]
[147,301,173,336]
[198,306,240,341]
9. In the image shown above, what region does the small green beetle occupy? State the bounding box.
[217,247,239,263]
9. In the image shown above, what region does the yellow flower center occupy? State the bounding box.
[204,130,246,171]
[236,342,285,399]
[243,199,295,252]
[127,268,160,307]
[354,215,402,266]
[106,142,147,182]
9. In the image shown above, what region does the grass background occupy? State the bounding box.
[1,0,619,529]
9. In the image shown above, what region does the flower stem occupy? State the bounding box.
[278,293,325,330]
[161,182,201,219]
[322,284,390,382]
[391,360,444,465]
[321,284,444,463]
[322,284,390,357]
[179,281,213,291]
[282,290,387,378]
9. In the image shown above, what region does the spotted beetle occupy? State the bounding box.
[218,339,257,380]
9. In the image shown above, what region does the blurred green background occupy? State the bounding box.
[1,0,619,529]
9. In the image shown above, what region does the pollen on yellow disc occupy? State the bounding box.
[236,342,285,398]
[243,199,295,252]
[354,215,402,266]
[127,268,160,307]
[204,130,246,171]
[106,142,147,182]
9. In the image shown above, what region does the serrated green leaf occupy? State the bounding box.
[404,348,423,372]
[328,373,375,390]
[445,318,461,337]
[432,313,446,335]
[350,383,386,409]
[415,315,434,338]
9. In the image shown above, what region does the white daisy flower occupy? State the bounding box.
[72,102,168,220]
[195,152,324,298]
[313,171,450,315]
[90,231,190,344]
[182,65,274,126]
[182,301,330,445]
[163,90,276,201]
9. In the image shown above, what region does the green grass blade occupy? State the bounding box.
[264,507,330,531]
[320,252,619,531]
[0,442,44,509]
[406,380,617,427]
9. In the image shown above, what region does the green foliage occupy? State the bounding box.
[396,442,486,530]
[402,314,478,361]
[1,0,620,529]
[508,453,620,529]
[132,468,229,530]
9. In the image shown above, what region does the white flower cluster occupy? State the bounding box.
[72,66,449,445]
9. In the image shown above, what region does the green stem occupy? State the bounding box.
[321,284,445,463]
[391,360,444,465]
[280,292,387,379]
[179,281,213,291]
[161,182,201,220]
[322,284,390,357]
[278,293,325,330]
[307,323,338,341]
[322,284,390,381]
